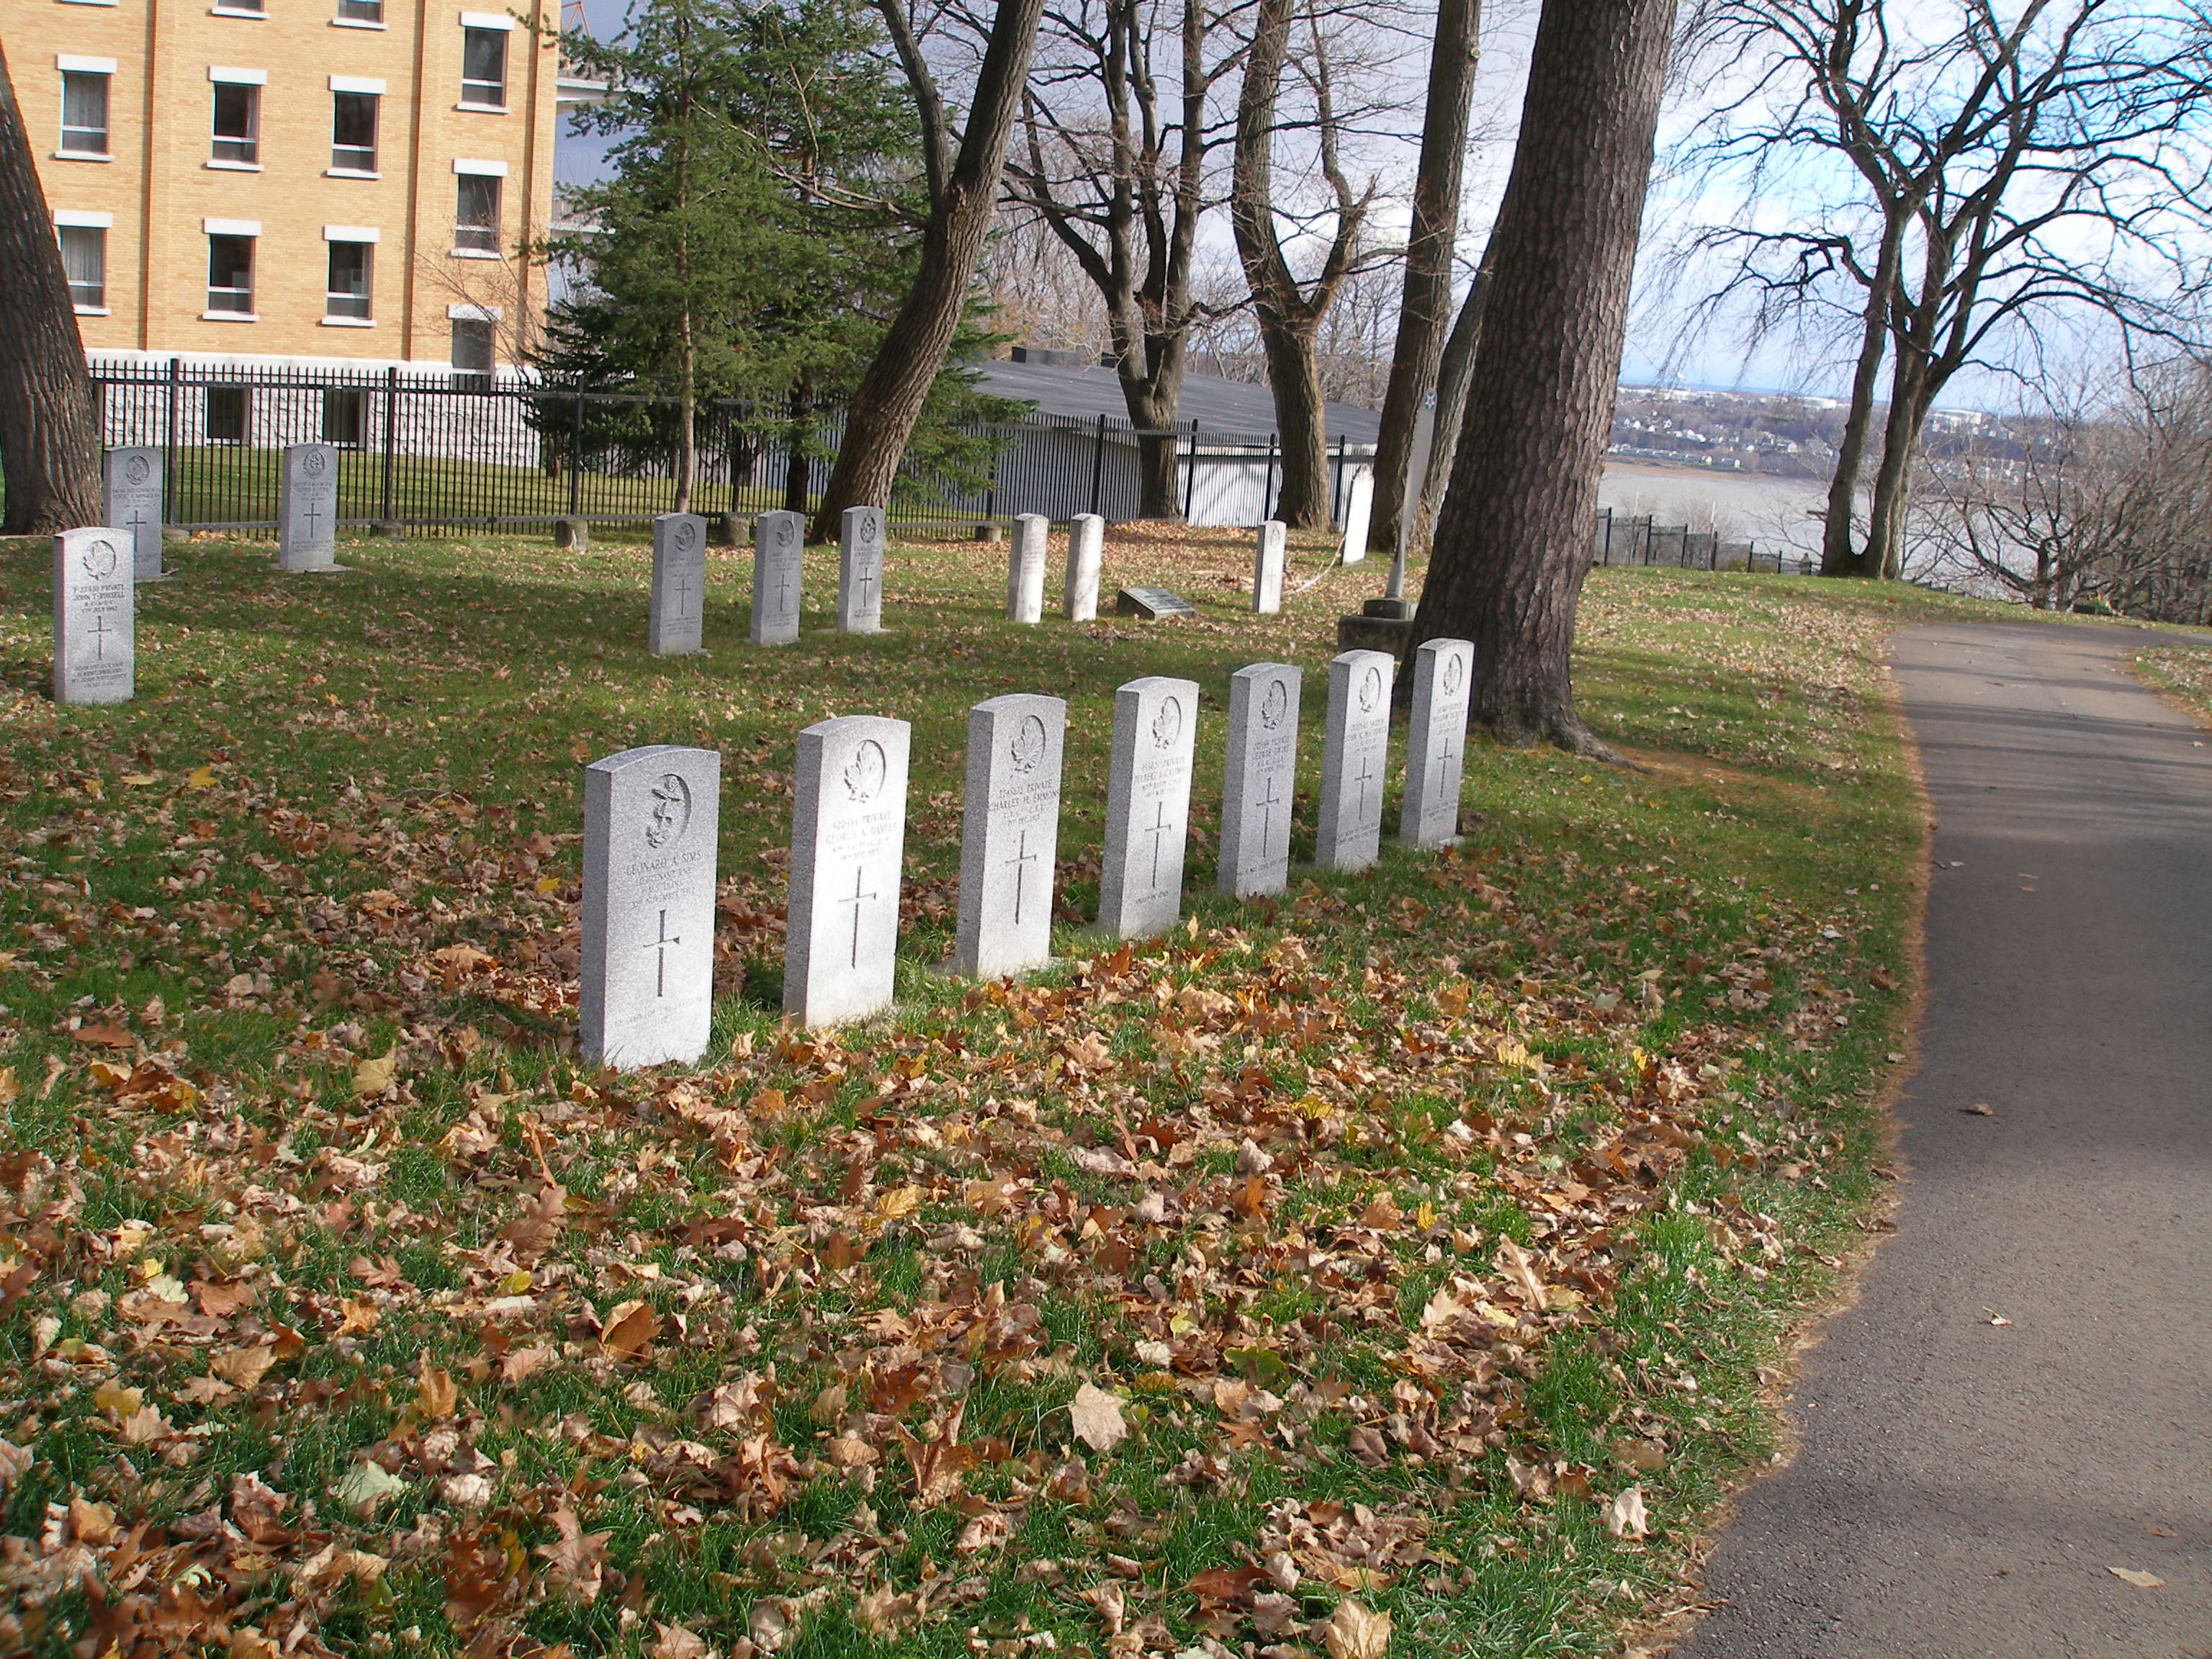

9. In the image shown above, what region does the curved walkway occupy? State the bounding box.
[1673,623,2212,1659]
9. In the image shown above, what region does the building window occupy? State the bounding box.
[331,91,378,171]
[58,225,106,310]
[460,27,507,107]
[336,0,382,19]
[60,71,109,156]
[212,82,258,165]
[207,233,254,313]
[206,385,248,444]
[454,174,500,253]
[322,389,367,447]
[326,240,372,318]
[451,318,494,387]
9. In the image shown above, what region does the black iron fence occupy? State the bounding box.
[1593,508,1805,575]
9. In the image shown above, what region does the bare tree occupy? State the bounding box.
[0,41,99,535]
[1413,0,1677,751]
[809,0,1049,538]
[1365,0,1480,554]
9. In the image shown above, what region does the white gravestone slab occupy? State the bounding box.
[649,512,707,655]
[953,694,1065,978]
[1401,637,1475,848]
[1097,675,1200,938]
[751,509,804,645]
[786,715,910,1027]
[1007,513,1047,623]
[1315,649,1394,872]
[1338,466,1374,565]
[53,528,134,706]
[1064,513,1104,621]
[1252,520,1287,613]
[103,448,165,582]
[1218,663,1303,898]
[580,745,720,1069]
[278,444,341,572]
[838,505,886,634]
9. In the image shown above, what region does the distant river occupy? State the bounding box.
[1598,462,1845,564]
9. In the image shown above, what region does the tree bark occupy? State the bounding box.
[0,40,99,536]
[1367,0,1480,556]
[810,0,1048,539]
[1406,243,1491,557]
[1412,0,1677,752]
[1819,212,1905,577]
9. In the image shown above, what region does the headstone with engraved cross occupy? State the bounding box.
[1098,675,1200,938]
[1252,520,1287,614]
[1219,662,1302,897]
[751,509,804,645]
[278,444,341,572]
[1064,513,1105,621]
[1401,637,1474,848]
[103,448,166,583]
[580,745,721,1069]
[1007,513,1048,624]
[53,527,135,706]
[649,511,708,655]
[953,694,1065,977]
[786,714,910,1027]
[838,505,886,634]
[1315,648,1395,872]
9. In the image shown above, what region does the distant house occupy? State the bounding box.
[974,348,1377,529]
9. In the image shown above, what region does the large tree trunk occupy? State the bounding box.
[1123,347,1188,519]
[810,0,1046,539]
[1407,243,1492,557]
[1864,359,1929,580]
[1254,323,1330,523]
[1367,0,1481,557]
[1412,0,1676,752]
[0,41,99,536]
[1820,215,1905,577]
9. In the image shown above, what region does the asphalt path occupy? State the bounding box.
[1672,622,2212,1659]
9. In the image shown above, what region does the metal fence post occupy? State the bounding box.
[380,366,400,524]
[568,387,585,520]
[163,357,181,519]
[1088,413,1107,516]
[1183,419,1200,520]
[1331,433,1346,523]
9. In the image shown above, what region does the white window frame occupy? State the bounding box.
[458,18,510,109]
[57,62,113,158]
[203,220,259,319]
[209,69,264,168]
[329,82,382,174]
[55,216,110,313]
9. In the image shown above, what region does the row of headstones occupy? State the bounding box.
[583,637,1474,1066]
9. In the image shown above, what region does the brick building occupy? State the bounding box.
[15,0,573,377]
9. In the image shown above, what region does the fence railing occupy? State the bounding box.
[1593,508,1803,575]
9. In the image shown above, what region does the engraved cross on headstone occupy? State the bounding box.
[88,613,112,661]
[304,498,323,541]
[644,907,680,997]
[1432,728,1461,796]
[1353,752,1377,819]
[855,562,876,610]
[839,863,877,969]
[775,564,793,613]
[124,507,149,541]
[1254,772,1285,858]
[1144,799,1176,889]
[1004,827,1039,925]
[673,569,696,619]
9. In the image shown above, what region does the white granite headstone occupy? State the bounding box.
[1401,637,1474,848]
[1064,513,1104,621]
[580,745,720,1069]
[751,509,804,645]
[786,715,910,1027]
[1218,663,1302,898]
[1007,513,1047,624]
[53,528,134,706]
[1315,649,1394,871]
[838,505,886,634]
[953,694,1065,978]
[1252,520,1286,613]
[103,448,165,582]
[1097,675,1200,938]
[278,444,340,572]
[649,512,707,655]
[1338,466,1374,565]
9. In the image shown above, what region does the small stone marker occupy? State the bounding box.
[786,714,910,1027]
[838,505,886,634]
[53,527,134,706]
[580,745,720,1069]
[1097,675,1200,938]
[1252,520,1286,614]
[1007,513,1047,624]
[649,512,707,655]
[1315,648,1395,871]
[1115,586,1195,620]
[103,448,164,582]
[554,516,589,552]
[751,509,804,645]
[953,695,1065,978]
[1218,663,1302,898]
[1064,513,1104,621]
[279,443,340,572]
[1401,637,1475,848]
[1339,467,1374,565]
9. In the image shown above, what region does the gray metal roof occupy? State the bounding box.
[976,356,1383,444]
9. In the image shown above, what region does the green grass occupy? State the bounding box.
[0,521,2052,1657]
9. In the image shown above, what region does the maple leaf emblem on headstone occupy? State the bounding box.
[844,739,887,804]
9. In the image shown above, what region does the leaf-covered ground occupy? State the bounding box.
[0,529,2031,1658]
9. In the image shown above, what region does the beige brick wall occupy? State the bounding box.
[19,0,560,368]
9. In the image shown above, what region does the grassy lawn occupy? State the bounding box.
[0,525,2028,1658]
